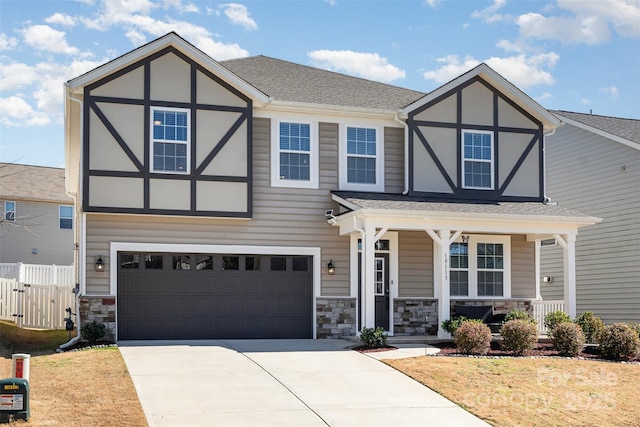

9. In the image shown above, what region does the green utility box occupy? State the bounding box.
[0,378,30,423]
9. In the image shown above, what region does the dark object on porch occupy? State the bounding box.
[453,305,506,333]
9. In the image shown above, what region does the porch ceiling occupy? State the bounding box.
[331,191,601,236]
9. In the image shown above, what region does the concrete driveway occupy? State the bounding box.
[119,339,490,427]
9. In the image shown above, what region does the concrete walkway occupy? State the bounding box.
[119,339,490,427]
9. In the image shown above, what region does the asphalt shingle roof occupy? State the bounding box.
[221,55,426,111]
[333,191,594,220]
[0,163,72,203]
[552,110,640,146]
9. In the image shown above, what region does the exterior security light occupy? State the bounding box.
[95,255,105,272]
[327,260,335,275]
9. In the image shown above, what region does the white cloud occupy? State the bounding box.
[45,13,77,27]
[220,4,257,31]
[600,85,620,99]
[423,52,559,89]
[471,0,511,24]
[308,50,406,83]
[516,0,640,45]
[125,29,147,45]
[21,25,79,55]
[162,0,199,13]
[0,96,50,127]
[425,0,441,9]
[581,98,591,105]
[536,92,553,102]
[0,62,40,91]
[0,34,19,51]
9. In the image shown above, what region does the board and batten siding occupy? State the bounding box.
[0,200,74,265]
[541,123,640,323]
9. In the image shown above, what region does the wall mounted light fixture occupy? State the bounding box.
[95,255,105,272]
[327,260,335,275]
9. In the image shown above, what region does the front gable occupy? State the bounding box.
[81,46,253,217]
[407,73,546,202]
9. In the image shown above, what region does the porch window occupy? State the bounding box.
[450,242,469,296]
[449,235,510,298]
[271,120,318,188]
[339,124,383,191]
[151,107,190,173]
[462,130,494,189]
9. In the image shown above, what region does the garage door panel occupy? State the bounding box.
[118,253,313,339]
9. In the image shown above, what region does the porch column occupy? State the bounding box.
[363,222,376,328]
[554,233,577,317]
[426,229,455,339]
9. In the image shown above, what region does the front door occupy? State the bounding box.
[358,252,390,331]
[374,254,390,330]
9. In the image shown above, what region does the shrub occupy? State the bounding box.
[500,319,538,355]
[574,312,605,344]
[627,322,640,340]
[441,316,467,335]
[544,310,572,338]
[504,309,536,324]
[360,327,388,348]
[599,323,640,361]
[81,320,106,344]
[551,322,585,356]
[454,321,492,355]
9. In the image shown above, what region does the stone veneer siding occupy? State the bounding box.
[316,298,357,338]
[393,299,438,335]
[79,296,116,341]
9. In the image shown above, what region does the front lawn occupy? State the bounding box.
[385,355,640,427]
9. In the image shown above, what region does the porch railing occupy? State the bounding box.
[532,300,565,334]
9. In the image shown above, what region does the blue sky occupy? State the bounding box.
[1,0,639,168]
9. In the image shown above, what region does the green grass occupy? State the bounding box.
[0,320,75,357]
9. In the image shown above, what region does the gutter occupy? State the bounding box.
[59,85,84,350]
[394,113,410,195]
[542,126,558,204]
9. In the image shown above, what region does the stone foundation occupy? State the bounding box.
[79,296,116,341]
[451,299,533,316]
[393,299,438,335]
[316,298,357,339]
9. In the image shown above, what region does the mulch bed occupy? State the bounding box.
[353,345,398,353]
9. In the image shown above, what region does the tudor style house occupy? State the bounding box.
[64,32,599,340]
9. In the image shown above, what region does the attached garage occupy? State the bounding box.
[117,252,313,340]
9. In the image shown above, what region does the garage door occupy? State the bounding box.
[117,252,313,340]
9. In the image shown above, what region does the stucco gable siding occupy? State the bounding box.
[541,123,640,323]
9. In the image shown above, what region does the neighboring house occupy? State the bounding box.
[64,32,599,341]
[541,111,640,324]
[0,163,75,265]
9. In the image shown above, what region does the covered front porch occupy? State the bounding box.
[330,192,600,339]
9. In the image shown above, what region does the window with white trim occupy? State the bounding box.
[339,124,383,191]
[151,107,190,173]
[59,205,73,230]
[4,201,15,222]
[462,130,494,189]
[271,120,318,188]
[449,235,510,298]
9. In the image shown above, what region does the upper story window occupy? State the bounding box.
[271,119,318,188]
[339,124,384,192]
[151,107,190,174]
[59,205,73,230]
[4,201,15,222]
[449,235,510,298]
[462,130,494,190]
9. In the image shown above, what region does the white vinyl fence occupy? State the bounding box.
[532,300,565,333]
[0,263,75,330]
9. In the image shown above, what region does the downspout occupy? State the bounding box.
[542,127,557,204]
[394,113,410,195]
[59,85,84,350]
